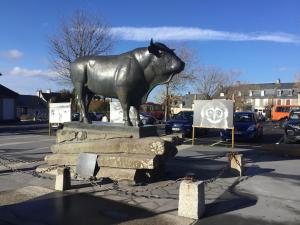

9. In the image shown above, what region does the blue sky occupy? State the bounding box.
[0,0,300,97]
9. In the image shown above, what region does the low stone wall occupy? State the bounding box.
[42,123,178,183]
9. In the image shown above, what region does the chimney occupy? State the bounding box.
[36,90,42,97]
[275,78,281,84]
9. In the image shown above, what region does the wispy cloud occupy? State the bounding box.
[9,66,57,78]
[111,27,300,43]
[1,49,23,59]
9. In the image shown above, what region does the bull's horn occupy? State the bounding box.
[150,38,154,45]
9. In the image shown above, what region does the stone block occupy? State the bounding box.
[63,122,158,138]
[178,180,205,219]
[51,137,169,155]
[56,129,133,144]
[45,153,159,169]
[96,167,138,181]
[55,167,71,191]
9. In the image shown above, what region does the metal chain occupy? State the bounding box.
[0,152,239,199]
[0,154,62,180]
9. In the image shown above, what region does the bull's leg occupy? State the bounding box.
[133,105,143,127]
[120,102,133,126]
[74,82,89,123]
[85,92,94,123]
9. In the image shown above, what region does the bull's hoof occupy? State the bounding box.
[125,121,133,126]
[83,117,92,124]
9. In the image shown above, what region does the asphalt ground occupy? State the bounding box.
[0,122,299,225]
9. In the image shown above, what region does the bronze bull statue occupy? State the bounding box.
[70,39,185,126]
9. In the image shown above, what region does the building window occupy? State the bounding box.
[220,93,224,97]
[288,89,293,96]
[286,99,290,105]
[249,90,253,96]
[277,90,282,96]
[261,90,265,96]
[277,99,281,105]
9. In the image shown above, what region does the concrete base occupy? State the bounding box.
[229,153,243,176]
[55,167,71,191]
[178,180,205,219]
[63,122,158,139]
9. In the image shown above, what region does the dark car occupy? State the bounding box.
[283,110,300,143]
[220,112,263,141]
[140,112,158,125]
[165,111,208,137]
[71,112,101,122]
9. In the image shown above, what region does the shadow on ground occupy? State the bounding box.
[0,192,170,225]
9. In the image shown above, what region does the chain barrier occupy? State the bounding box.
[0,151,241,200]
[0,154,62,180]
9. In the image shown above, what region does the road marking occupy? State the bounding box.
[0,135,47,141]
[210,141,223,146]
[0,139,54,147]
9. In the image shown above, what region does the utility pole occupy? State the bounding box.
[164,83,169,122]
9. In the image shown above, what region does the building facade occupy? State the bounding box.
[217,79,300,117]
[0,84,18,122]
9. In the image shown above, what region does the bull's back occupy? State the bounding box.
[71,55,128,97]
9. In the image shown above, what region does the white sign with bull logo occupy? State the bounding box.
[193,100,234,129]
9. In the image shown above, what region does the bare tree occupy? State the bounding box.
[194,67,239,99]
[48,10,113,84]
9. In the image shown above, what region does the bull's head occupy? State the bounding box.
[147,39,185,84]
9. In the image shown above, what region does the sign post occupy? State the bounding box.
[192,100,234,147]
[49,102,71,136]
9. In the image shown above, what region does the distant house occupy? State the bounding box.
[0,84,19,122]
[36,89,72,104]
[170,93,208,114]
[16,95,48,120]
[216,79,300,111]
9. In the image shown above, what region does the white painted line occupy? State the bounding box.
[183,138,192,143]
[210,141,223,147]
[0,139,54,147]
[0,135,46,141]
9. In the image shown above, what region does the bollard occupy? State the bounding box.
[178,180,205,219]
[55,167,71,191]
[229,153,243,176]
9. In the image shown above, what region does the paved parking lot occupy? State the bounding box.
[0,122,299,225]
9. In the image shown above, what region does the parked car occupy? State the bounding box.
[71,112,102,122]
[140,112,158,125]
[165,111,208,137]
[220,112,263,141]
[283,110,300,143]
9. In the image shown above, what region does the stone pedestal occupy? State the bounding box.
[55,167,71,191]
[178,180,205,219]
[42,122,178,183]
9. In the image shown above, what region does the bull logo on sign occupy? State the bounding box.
[200,101,229,128]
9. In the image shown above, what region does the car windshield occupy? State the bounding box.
[289,111,300,120]
[234,113,254,122]
[173,111,193,120]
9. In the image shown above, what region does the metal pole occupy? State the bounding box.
[192,127,195,145]
[232,127,234,148]
[164,83,169,122]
